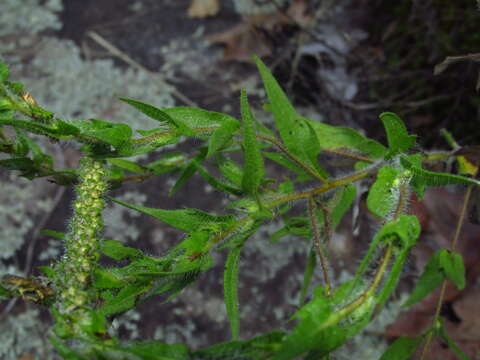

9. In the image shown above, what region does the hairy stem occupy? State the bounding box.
[307,197,332,297]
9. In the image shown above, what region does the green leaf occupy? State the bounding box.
[224,244,244,340]
[351,215,420,301]
[240,89,265,195]
[253,56,326,180]
[436,319,471,360]
[0,117,79,139]
[403,250,445,307]
[263,151,311,182]
[162,107,239,132]
[115,341,190,360]
[269,217,310,243]
[207,118,240,158]
[146,152,186,175]
[78,309,107,336]
[379,336,423,360]
[99,282,152,317]
[367,166,401,218]
[299,247,317,305]
[169,149,207,196]
[195,164,242,196]
[13,129,29,156]
[40,229,65,240]
[439,250,466,290]
[72,118,132,148]
[101,239,143,261]
[93,268,128,288]
[38,265,57,278]
[380,112,416,159]
[217,155,244,188]
[377,242,412,308]
[330,184,356,229]
[273,282,374,359]
[401,155,480,188]
[306,119,387,158]
[0,62,9,82]
[0,284,10,298]
[121,131,180,157]
[110,197,235,232]
[107,158,148,173]
[193,331,285,360]
[0,157,33,172]
[119,97,195,136]
[49,336,86,360]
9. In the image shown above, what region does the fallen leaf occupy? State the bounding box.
[208,0,312,62]
[187,0,220,18]
[208,21,272,62]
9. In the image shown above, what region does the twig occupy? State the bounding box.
[86,31,198,107]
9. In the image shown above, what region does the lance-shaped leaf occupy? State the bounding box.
[273,281,375,359]
[124,132,179,157]
[436,319,471,360]
[99,282,153,317]
[299,247,317,305]
[350,215,420,301]
[217,155,244,188]
[240,89,265,195]
[306,118,387,159]
[0,117,79,139]
[72,118,132,148]
[119,97,195,136]
[102,239,143,261]
[109,197,235,232]
[254,56,326,180]
[162,107,239,133]
[110,341,190,360]
[367,166,401,218]
[263,152,311,182]
[169,148,207,195]
[401,155,480,189]
[224,244,244,340]
[107,158,149,174]
[195,164,243,196]
[379,336,423,360]
[380,112,416,159]
[207,118,240,158]
[193,331,285,359]
[403,250,445,308]
[439,250,465,290]
[146,152,186,175]
[330,184,356,229]
[0,61,9,82]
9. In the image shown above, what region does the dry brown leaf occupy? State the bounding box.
[187,0,220,19]
[208,21,272,62]
[208,0,311,62]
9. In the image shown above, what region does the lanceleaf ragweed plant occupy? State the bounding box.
[0,56,476,359]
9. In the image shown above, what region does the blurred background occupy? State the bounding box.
[1,1,480,359]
